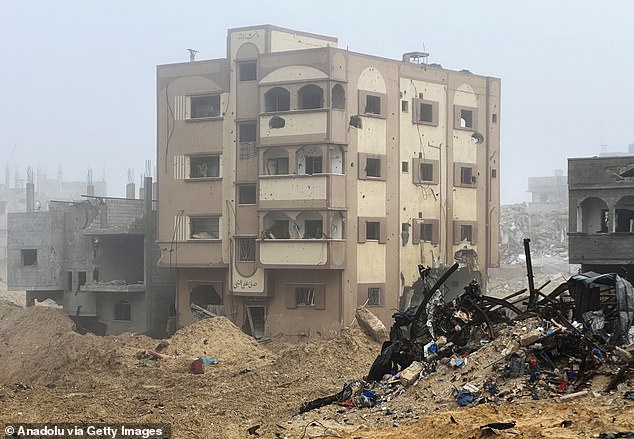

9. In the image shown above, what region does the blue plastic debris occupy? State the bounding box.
[456,390,474,406]
[198,357,219,365]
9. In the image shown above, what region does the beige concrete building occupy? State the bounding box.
[156,25,500,337]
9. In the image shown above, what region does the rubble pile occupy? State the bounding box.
[501,203,568,264]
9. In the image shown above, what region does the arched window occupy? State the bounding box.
[298,84,323,110]
[332,84,345,109]
[265,87,290,112]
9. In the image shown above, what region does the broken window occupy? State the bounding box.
[401,223,410,245]
[305,156,323,175]
[332,84,345,109]
[239,121,257,142]
[460,166,474,185]
[190,217,219,239]
[367,287,381,306]
[304,220,324,239]
[366,221,380,240]
[296,287,315,307]
[190,94,220,119]
[265,87,290,112]
[267,220,290,239]
[460,109,473,128]
[239,61,257,81]
[237,238,256,262]
[268,116,286,129]
[366,158,381,178]
[267,157,289,175]
[114,301,131,321]
[365,95,381,115]
[460,224,473,243]
[238,185,256,205]
[190,155,220,178]
[402,161,409,173]
[190,284,222,308]
[21,249,37,266]
[78,271,87,286]
[420,163,434,182]
[298,84,323,110]
[420,102,434,123]
[421,223,433,242]
[401,100,409,112]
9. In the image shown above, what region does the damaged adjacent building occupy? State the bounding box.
[156,25,500,337]
[568,155,634,283]
[7,179,174,336]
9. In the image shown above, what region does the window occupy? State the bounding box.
[238,185,256,205]
[268,220,290,239]
[421,223,433,242]
[265,87,290,112]
[460,225,473,243]
[298,84,323,110]
[367,287,381,306]
[366,221,380,240]
[21,249,37,266]
[190,217,219,239]
[460,109,473,128]
[492,113,498,123]
[366,158,381,178]
[420,163,434,182]
[460,167,474,185]
[402,161,409,173]
[365,95,381,115]
[295,287,315,307]
[237,238,255,262]
[78,271,87,286]
[190,155,220,178]
[239,122,257,142]
[114,301,131,321]
[420,103,434,123]
[305,156,323,175]
[267,157,289,175]
[239,61,257,81]
[191,94,220,119]
[491,169,497,178]
[401,100,409,112]
[332,84,345,109]
[304,220,323,239]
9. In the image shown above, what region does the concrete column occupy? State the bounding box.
[126,183,135,199]
[26,182,35,212]
[143,176,154,335]
[87,184,95,196]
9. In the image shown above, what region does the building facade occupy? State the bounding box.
[568,156,634,282]
[156,25,500,337]
[527,169,568,216]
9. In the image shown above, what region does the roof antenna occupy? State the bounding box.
[187,49,199,62]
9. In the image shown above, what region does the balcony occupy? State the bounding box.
[157,240,225,267]
[259,174,346,209]
[259,110,328,145]
[569,232,634,265]
[259,239,345,268]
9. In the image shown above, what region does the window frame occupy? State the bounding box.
[238,61,257,82]
[413,98,439,126]
[454,105,478,131]
[189,216,220,240]
[453,162,477,188]
[367,287,382,307]
[412,219,439,245]
[236,237,256,262]
[365,221,380,241]
[114,301,131,321]
[238,184,257,205]
[189,154,220,179]
[238,121,257,142]
[21,249,37,266]
[264,87,291,112]
[189,94,221,119]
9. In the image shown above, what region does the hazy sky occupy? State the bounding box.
[1,0,633,202]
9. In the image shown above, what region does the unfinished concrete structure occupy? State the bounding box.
[7,179,174,336]
[527,170,568,215]
[156,25,500,337]
[568,156,634,283]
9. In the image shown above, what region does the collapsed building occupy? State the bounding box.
[156,25,501,338]
[7,178,174,337]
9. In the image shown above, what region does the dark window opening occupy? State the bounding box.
[298,84,323,110]
[365,95,381,115]
[190,284,222,307]
[267,220,290,239]
[114,301,131,321]
[616,208,634,232]
[492,113,498,123]
[491,169,497,178]
[67,271,73,290]
[269,116,286,129]
[368,287,381,306]
[237,238,255,262]
[239,61,257,81]
[402,161,409,173]
[460,167,474,185]
[267,157,289,175]
[93,269,99,282]
[421,163,434,182]
[366,221,380,240]
[21,249,37,266]
[332,84,345,109]
[190,217,219,239]
[238,185,256,205]
[460,109,473,128]
[78,271,87,286]
[305,156,323,175]
[460,225,473,243]
[349,115,362,128]
[239,122,257,142]
[190,155,219,178]
[265,87,290,112]
[296,287,315,306]
[600,209,609,233]
[421,223,433,242]
[304,220,324,239]
[366,158,381,178]
[191,94,220,119]
[420,103,434,123]
[401,100,409,112]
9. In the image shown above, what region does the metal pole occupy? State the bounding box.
[524,238,536,310]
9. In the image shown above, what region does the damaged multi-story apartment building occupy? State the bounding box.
[568,154,634,282]
[7,178,175,336]
[156,25,500,337]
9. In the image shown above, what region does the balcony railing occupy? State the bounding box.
[569,232,634,265]
[259,239,345,268]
